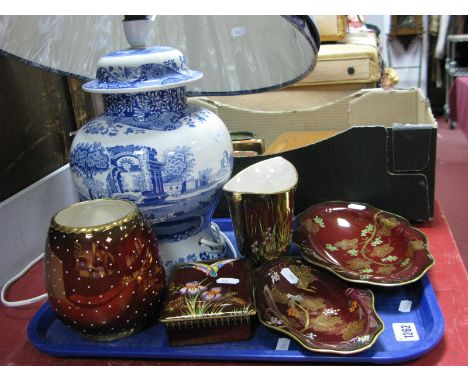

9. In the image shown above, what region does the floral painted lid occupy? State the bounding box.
[159,258,256,323]
[82,46,203,94]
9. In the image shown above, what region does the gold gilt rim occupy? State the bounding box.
[223,184,298,198]
[50,198,139,234]
[258,288,385,355]
[159,309,257,324]
[295,200,436,287]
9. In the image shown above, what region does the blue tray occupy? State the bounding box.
[28,219,444,364]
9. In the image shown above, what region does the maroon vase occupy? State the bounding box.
[223,157,298,267]
[45,198,166,341]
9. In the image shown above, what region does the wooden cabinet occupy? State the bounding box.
[0,55,98,202]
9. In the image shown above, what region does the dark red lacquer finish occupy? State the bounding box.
[224,190,296,268]
[160,258,256,346]
[293,201,435,286]
[255,257,384,354]
[45,208,166,340]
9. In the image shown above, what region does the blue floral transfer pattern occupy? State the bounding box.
[83,118,147,136]
[104,47,174,57]
[70,140,233,226]
[102,48,189,75]
[161,146,195,182]
[181,107,212,128]
[100,88,211,130]
[162,55,189,72]
[69,142,110,178]
[84,61,200,92]
[104,87,186,116]
[164,250,226,270]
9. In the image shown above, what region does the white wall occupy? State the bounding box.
[365,15,429,95]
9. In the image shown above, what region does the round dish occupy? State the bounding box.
[293,201,435,286]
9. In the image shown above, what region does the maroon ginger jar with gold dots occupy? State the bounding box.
[45,198,166,341]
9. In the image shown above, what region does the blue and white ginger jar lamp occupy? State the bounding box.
[69,18,234,271]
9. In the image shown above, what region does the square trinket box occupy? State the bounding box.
[159,257,257,346]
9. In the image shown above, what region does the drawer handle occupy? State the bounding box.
[347,66,355,75]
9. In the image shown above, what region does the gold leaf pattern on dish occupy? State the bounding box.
[270,286,290,305]
[341,320,365,341]
[347,258,372,271]
[370,243,394,258]
[287,305,303,320]
[301,297,326,312]
[377,217,400,236]
[309,315,343,332]
[348,300,358,312]
[408,240,426,252]
[289,264,316,290]
[301,218,320,235]
[302,246,318,257]
[400,257,411,267]
[376,265,397,274]
[334,238,358,251]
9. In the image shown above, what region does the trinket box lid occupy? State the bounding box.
[83,46,203,94]
[159,258,256,323]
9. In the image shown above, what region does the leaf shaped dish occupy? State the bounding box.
[293,201,435,286]
[255,257,384,354]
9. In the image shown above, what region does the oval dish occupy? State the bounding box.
[255,257,384,354]
[293,201,435,286]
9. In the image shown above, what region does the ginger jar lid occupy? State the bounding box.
[82,46,203,94]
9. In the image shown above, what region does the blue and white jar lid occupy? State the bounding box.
[83,46,203,94]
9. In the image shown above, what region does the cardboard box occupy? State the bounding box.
[193,88,437,222]
[0,166,79,286]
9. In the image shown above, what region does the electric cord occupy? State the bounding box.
[199,222,239,259]
[1,253,48,307]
